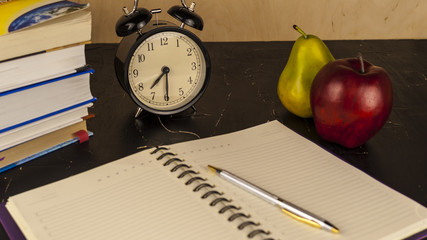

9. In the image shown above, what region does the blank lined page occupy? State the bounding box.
[6,152,244,240]
[169,120,427,239]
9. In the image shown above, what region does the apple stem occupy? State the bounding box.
[358,52,365,73]
[293,25,308,39]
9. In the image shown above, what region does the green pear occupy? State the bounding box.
[277,25,334,118]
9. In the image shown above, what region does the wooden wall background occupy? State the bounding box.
[75,0,427,43]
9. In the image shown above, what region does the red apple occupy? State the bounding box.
[310,57,393,148]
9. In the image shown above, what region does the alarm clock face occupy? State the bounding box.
[126,27,210,115]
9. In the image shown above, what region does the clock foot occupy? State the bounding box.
[191,105,197,112]
[135,107,144,118]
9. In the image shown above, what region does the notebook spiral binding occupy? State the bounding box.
[150,146,274,240]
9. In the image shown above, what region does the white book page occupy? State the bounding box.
[0,44,85,93]
[0,72,93,131]
[0,104,91,151]
[166,120,427,239]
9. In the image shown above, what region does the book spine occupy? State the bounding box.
[149,146,274,240]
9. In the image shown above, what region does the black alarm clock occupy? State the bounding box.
[114,0,211,117]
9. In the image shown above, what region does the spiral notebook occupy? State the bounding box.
[1,120,426,239]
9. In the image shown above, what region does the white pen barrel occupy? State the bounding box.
[220,170,279,206]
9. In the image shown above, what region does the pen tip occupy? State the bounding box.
[331,227,340,234]
[208,165,223,173]
[325,221,340,234]
[207,165,218,173]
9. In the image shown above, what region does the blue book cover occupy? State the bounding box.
[0,0,88,36]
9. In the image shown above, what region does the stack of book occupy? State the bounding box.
[0,0,95,173]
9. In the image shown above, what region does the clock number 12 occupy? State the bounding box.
[160,37,168,46]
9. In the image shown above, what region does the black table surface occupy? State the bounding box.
[1,40,427,238]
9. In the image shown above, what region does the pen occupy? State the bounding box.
[207,165,340,233]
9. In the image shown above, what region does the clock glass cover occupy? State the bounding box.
[127,29,208,114]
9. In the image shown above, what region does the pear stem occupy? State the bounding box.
[358,52,365,73]
[293,25,308,39]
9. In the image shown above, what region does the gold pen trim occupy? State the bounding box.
[281,208,322,229]
[207,165,218,173]
[281,209,340,233]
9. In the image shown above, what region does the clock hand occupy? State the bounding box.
[164,71,169,101]
[150,72,165,89]
[150,66,170,89]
